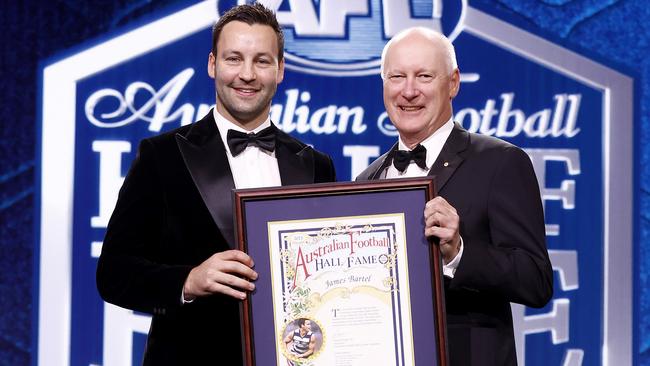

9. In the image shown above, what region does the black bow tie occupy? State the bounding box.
[226,126,276,156]
[391,144,428,172]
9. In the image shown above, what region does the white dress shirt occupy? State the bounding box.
[214,109,282,189]
[386,117,464,277]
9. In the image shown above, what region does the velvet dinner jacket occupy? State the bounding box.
[357,123,553,366]
[96,110,336,365]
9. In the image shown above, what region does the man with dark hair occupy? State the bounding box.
[357,27,552,365]
[211,2,284,62]
[96,3,335,365]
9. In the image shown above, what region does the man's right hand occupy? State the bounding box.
[183,250,258,301]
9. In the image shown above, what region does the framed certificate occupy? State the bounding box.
[233,178,447,366]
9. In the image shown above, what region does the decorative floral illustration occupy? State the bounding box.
[383,276,396,290]
[286,285,312,318]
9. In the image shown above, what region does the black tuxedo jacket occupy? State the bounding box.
[357,123,553,366]
[96,111,336,365]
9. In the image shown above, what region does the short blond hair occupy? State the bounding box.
[380,27,458,79]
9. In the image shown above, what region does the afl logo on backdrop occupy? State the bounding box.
[218,0,466,76]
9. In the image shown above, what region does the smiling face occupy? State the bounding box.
[382,31,460,147]
[301,320,312,333]
[208,21,284,130]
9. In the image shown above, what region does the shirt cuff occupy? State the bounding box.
[442,236,464,278]
[181,289,195,305]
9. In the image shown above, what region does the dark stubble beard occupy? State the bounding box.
[217,82,278,127]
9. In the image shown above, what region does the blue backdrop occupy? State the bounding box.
[1,0,647,365]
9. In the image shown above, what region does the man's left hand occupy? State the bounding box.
[424,196,461,264]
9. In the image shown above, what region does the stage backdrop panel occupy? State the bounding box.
[35,1,634,365]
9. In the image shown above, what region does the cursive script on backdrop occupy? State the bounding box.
[85,68,198,132]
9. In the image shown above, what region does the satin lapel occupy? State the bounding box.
[368,143,398,180]
[275,126,314,185]
[427,123,469,192]
[176,112,236,247]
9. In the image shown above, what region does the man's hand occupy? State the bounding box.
[183,250,258,301]
[424,196,461,264]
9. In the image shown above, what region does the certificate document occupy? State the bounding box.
[267,213,415,366]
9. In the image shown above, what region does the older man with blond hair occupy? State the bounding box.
[357,27,553,365]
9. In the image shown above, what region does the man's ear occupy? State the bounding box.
[207,52,216,79]
[277,58,285,84]
[449,68,460,99]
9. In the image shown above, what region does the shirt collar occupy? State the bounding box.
[397,117,454,169]
[213,108,272,155]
